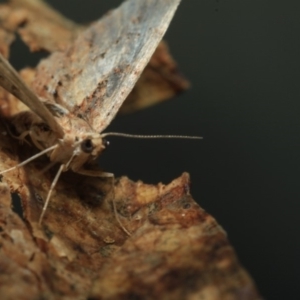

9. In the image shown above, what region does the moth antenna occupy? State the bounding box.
[0,144,58,175]
[38,164,65,226]
[101,132,203,140]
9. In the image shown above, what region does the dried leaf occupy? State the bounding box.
[0,132,262,299]
[0,182,59,300]
[0,53,64,137]
[0,0,80,52]
[0,68,34,118]
[0,28,15,59]
[0,1,262,299]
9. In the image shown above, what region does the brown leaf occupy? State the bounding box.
[0,28,15,59]
[0,0,80,52]
[0,132,262,299]
[0,67,39,118]
[0,1,262,299]
[0,182,63,300]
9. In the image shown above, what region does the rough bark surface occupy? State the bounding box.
[0,1,262,299]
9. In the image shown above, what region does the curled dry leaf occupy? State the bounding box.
[0,131,262,299]
[0,0,262,299]
[0,0,80,52]
[0,28,14,59]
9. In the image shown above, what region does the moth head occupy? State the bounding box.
[80,134,109,157]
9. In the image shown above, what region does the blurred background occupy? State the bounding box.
[3,0,300,299]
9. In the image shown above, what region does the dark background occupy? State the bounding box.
[3,0,300,299]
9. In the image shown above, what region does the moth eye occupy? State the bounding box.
[103,139,110,148]
[81,139,94,153]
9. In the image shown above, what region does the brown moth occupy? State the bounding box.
[0,0,201,229]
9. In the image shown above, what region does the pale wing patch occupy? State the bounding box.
[33,0,181,133]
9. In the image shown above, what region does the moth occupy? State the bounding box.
[0,0,201,230]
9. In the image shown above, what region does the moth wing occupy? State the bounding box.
[0,53,64,138]
[33,0,181,133]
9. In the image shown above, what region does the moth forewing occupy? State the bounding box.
[33,0,182,133]
[0,53,64,138]
[0,0,186,231]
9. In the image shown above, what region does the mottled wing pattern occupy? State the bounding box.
[33,0,181,133]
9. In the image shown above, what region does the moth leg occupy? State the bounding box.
[74,168,131,236]
[39,164,65,226]
[0,144,57,176]
[17,130,30,143]
[29,132,48,151]
[1,119,31,145]
[74,168,113,178]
